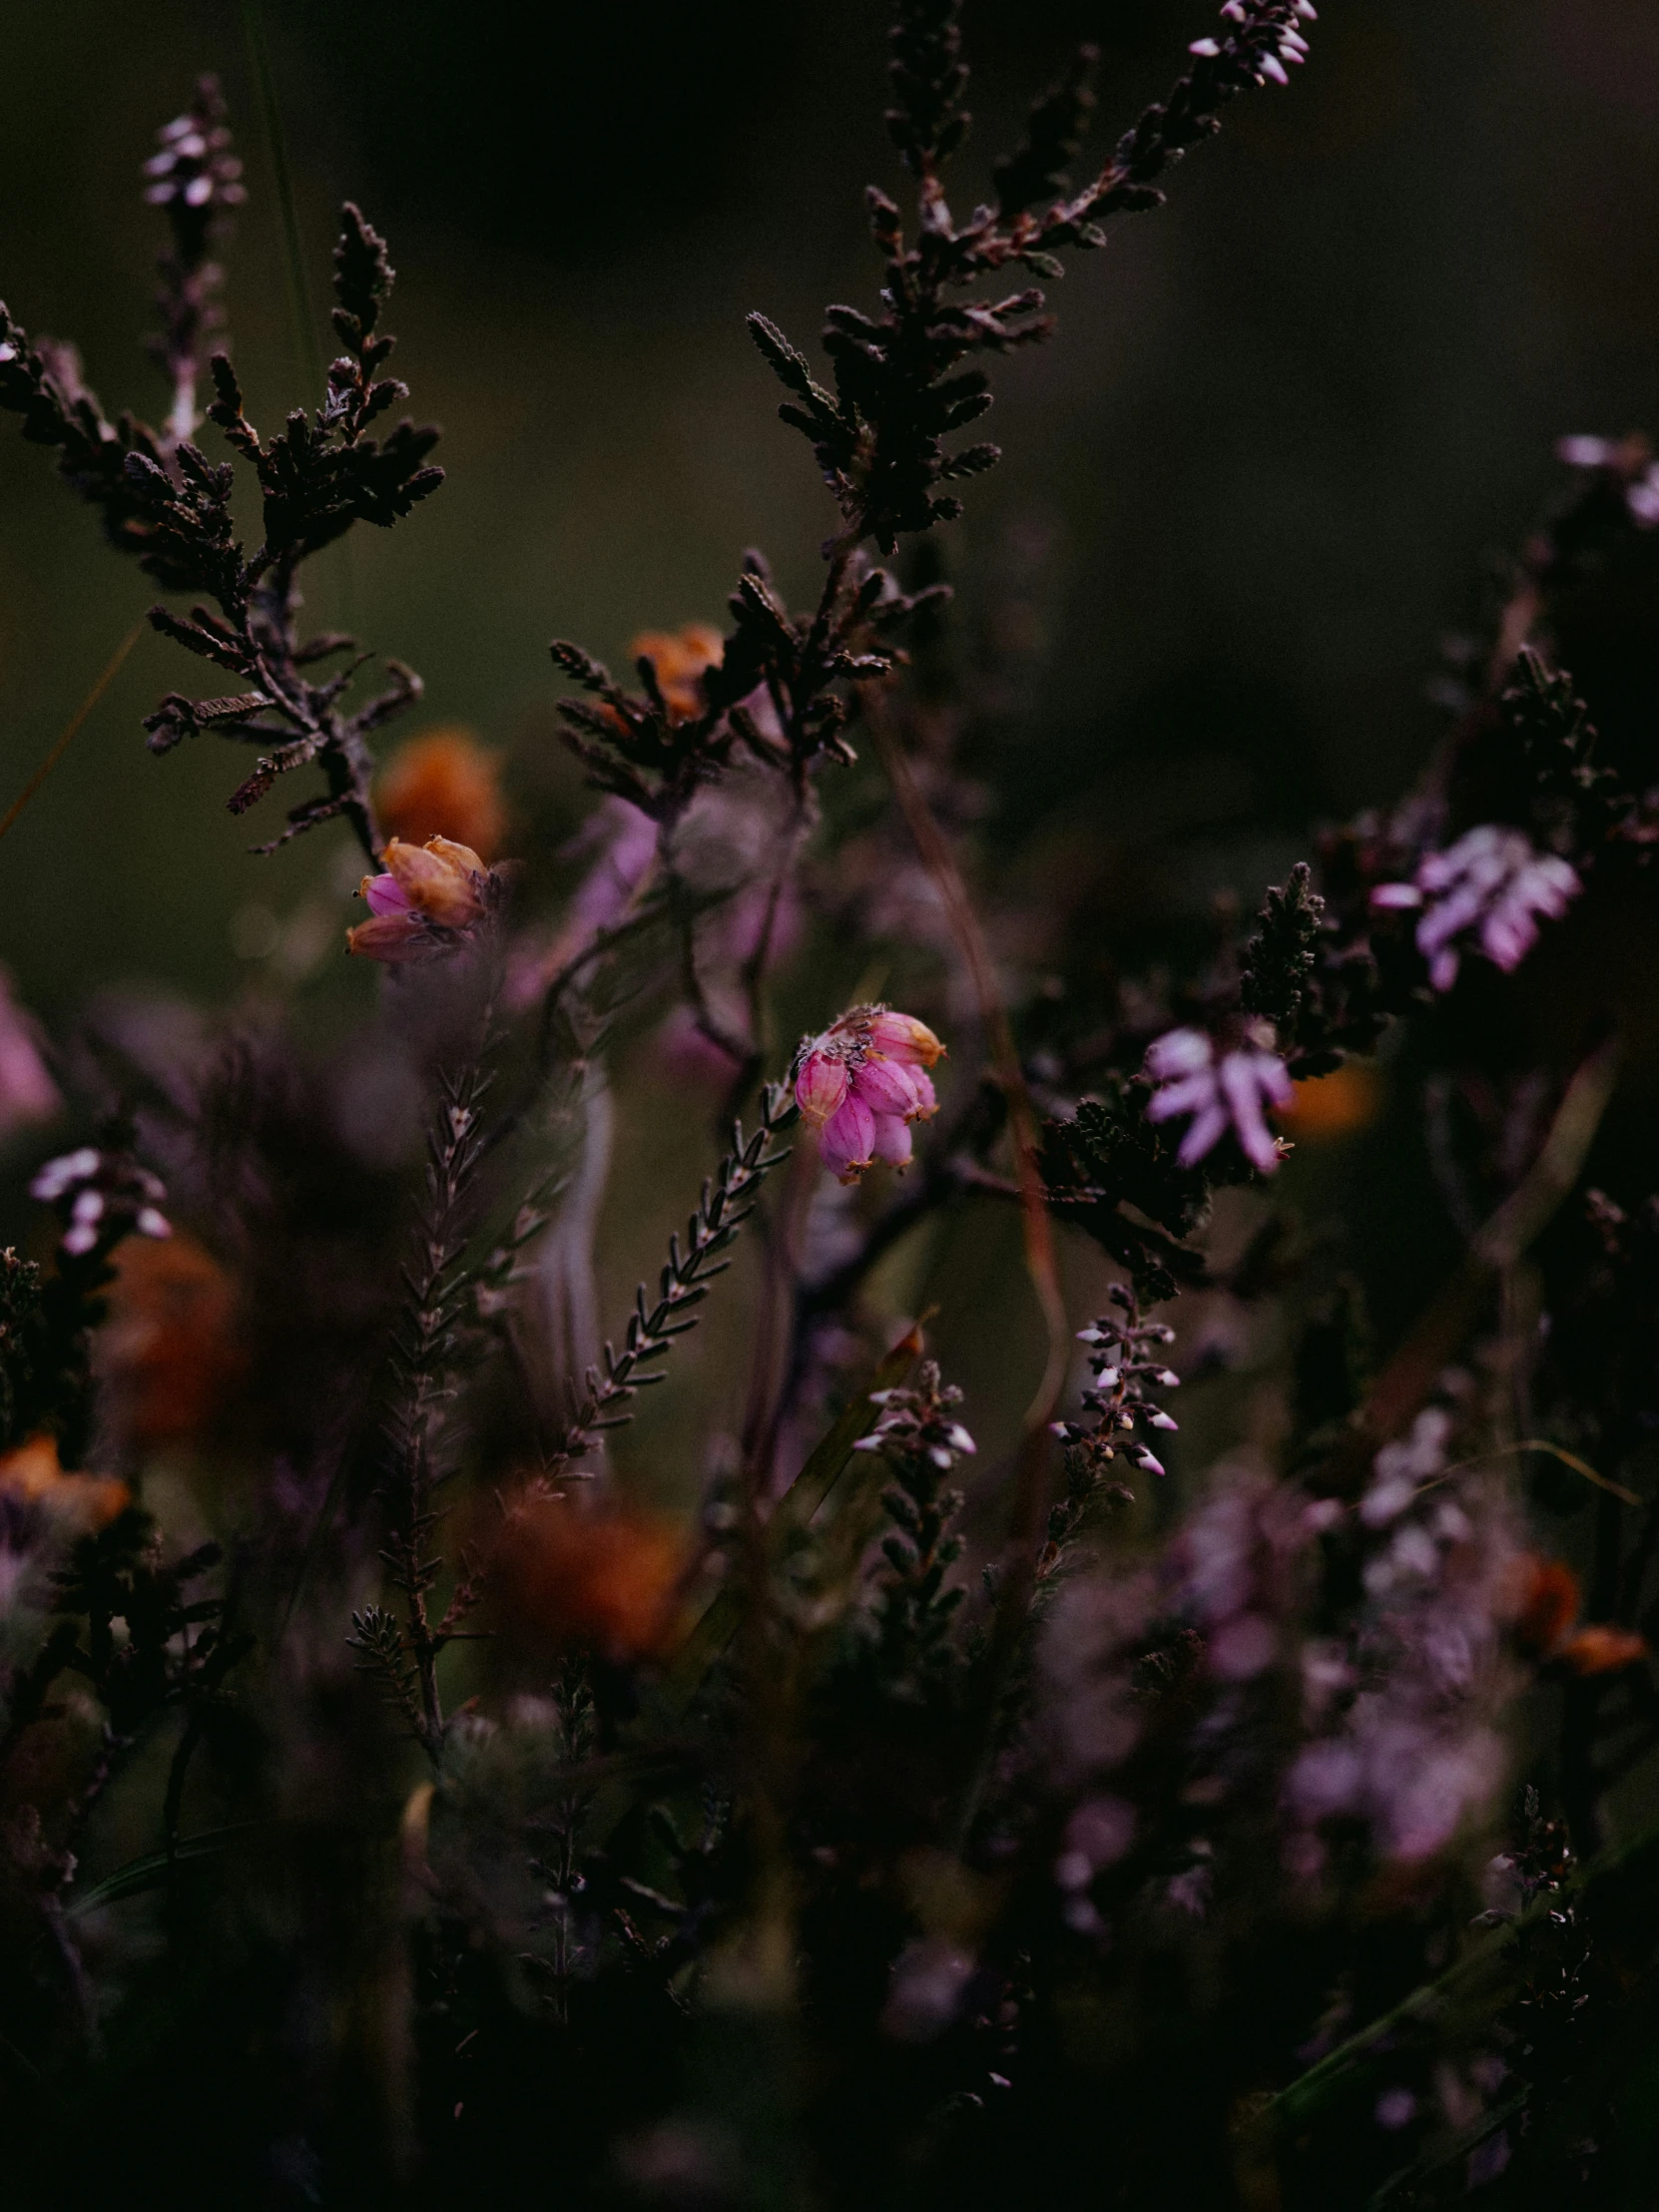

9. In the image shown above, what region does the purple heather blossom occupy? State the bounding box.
[1372,826,1579,992]
[1144,1026,1294,1174]
[30,1145,171,1257]
[1556,433,1659,525]
[1286,1409,1524,1867]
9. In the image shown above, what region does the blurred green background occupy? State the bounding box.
[3,0,1656,1021]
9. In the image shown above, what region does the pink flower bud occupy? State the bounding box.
[363,871,414,917]
[869,1113,913,1171]
[796,1048,850,1127]
[820,1094,876,1184]
[851,1054,924,1118]
[863,1010,944,1067]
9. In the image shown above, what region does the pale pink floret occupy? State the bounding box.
[1372,825,1580,992]
[853,1054,926,1119]
[870,1113,913,1170]
[796,1049,850,1127]
[1145,1027,1294,1175]
[821,1093,876,1183]
[864,1009,944,1067]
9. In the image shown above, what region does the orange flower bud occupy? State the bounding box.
[376,728,508,860]
[0,1434,129,1530]
[630,623,724,722]
[1558,1625,1648,1676]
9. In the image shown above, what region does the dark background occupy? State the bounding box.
[2,0,1654,1017]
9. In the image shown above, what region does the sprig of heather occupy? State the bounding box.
[533,1083,799,1488]
[18,1139,173,1469]
[550,552,947,822]
[142,74,245,452]
[750,0,1319,553]
[0,104,442,860]
[353,1041,499,1757]
[854,1360,976,1682]
[1045,1286,1180,1557]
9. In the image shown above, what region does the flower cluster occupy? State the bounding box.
[1050,1284,1181,1484]
[1143,1024,1293,1174]
[1372,825,1580,992]
[793,1005,943,1184]
[1190,0,1316,86]
[141,82,244,222]
[346,835,507,963]
[1557,431,1659,526]
[1174,1457,1336,1684]
[30,1146,171,1259]
[854,1363,976,1470]
[1287,1408,1525,1868]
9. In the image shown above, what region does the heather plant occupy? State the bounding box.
[3,8,1659,2209]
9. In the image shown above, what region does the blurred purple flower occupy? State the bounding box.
[1372,826,1579,992]
[1287,1410,1523,1865]
[0,970,59,1139]
[30,1145,171,1257]
[1144,1026,1293,1174]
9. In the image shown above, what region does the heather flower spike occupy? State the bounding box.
[794,1003,943,1184]
[347,834,507,962]
[1372,824,1581,992]
[31,1145,171,1258]
[1144,1024,1294,1174]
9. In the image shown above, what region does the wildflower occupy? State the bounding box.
[0,969,59,1139]
[630,622,725,722]
[99,1232,244,1447]
[346,834,501,962]
[854,1366,976,1468]
[490,1497,686,1660]
[0,1434,129,1530]
[794,1004,943,1185]
[1144,1025,1294,1174]
[1288,1417,1525,1865]
[375,728,507,859]
[1371,826,1580,992]
[1556,432,1659,524]
[1501,1552,1648,1675]
[31,1145,171,1257]
[1274,1061,1380,1143]
[1050,1283,1180,1483]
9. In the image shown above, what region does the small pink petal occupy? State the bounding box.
[796,1048,849,1126]
[863,1010,943,1066]
[1145,1028,1213,1083]
[820,1094,875,1183]
[363,871,413,916]
[1176,1101,1230,1166]
[852,1055,923,1117]
[869,1113,913,1170]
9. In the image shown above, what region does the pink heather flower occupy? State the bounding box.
[794,1004,944,1185]
[347,836,499,963]
[1372,825,1580,992]
[1144,1026,1294,1175]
